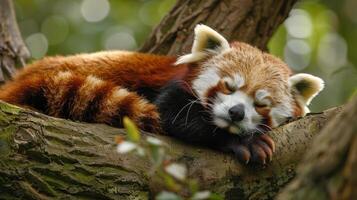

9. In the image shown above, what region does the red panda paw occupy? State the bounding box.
[132,103,162,134]
[228,134,275,165]
[136,114,162,134]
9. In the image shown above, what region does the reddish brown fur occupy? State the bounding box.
[204,85,220,106]
[255,107,273,127]
[0,51,186,132]
[292,99,303,117]
[13,51,188,89]
[203,79,235,106]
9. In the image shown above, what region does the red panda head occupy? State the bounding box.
[176,24,324,136]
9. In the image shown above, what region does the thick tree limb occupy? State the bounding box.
[0,101,341,199]
[276,96,357,200]
[140,0,298,55]
[0,0,30,83]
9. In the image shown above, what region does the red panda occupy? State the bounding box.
[0,25,324,164]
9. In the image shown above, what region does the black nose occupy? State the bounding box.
[229,104,245,122]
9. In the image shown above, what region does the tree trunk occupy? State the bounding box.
[0,0,30,83]
[276,96,357,200]
[0,101,341,199]
[140,0,298,55]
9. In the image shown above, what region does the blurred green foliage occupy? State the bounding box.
[268,0,357,111]
[14,0,357,111]
[15,0,175,55]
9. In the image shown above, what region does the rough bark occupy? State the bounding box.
[276,96,357,200]
[0,0,30,83]
[0,101,341,199]
[140,0,298,55]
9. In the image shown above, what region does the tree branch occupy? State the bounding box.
[140,0,298,55]
[0,100,341,199]
[277,96,357,200]
[0,0,30,83]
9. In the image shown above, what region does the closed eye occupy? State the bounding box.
[219,78,237,94]
[224,80,237,93]
[254,102,268,108]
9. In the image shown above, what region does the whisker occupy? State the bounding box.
[171,100,196,124]
[258,123,272,131]
[188,99,201,105]
[254,127,265,135]
[212,127,219,136]
[184,99,198,126]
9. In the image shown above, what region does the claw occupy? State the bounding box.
[232,145,251,164]
[259,134,276,153]
[256,139,273,162]
[250,144,267,164]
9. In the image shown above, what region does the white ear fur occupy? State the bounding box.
[289,73,324,106]
[175,24,230,65]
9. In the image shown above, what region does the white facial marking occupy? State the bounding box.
[255,89,272,106]
[213,117,229,128]
[255,89,269,101]
[212,91,262,133]
[222,77,236,90]
[270,99,293,127]
[192,67,220,102]
[221,74,245,93]
[233,74,245,88]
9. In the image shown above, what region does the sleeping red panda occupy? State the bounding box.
[0,25,324,164]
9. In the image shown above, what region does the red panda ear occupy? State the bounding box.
[175,24,230,65]
[289,73,324,106]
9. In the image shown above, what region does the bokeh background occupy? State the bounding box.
[14,0,357,112]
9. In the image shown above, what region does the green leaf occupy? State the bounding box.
[150,145,165,165]
[123,117,140,142]
[207,193,224,200]
[162,173,180,191]
[188,180,199,194]
[156,191,182,200]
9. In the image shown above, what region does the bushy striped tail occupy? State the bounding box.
[0,71,161,133]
